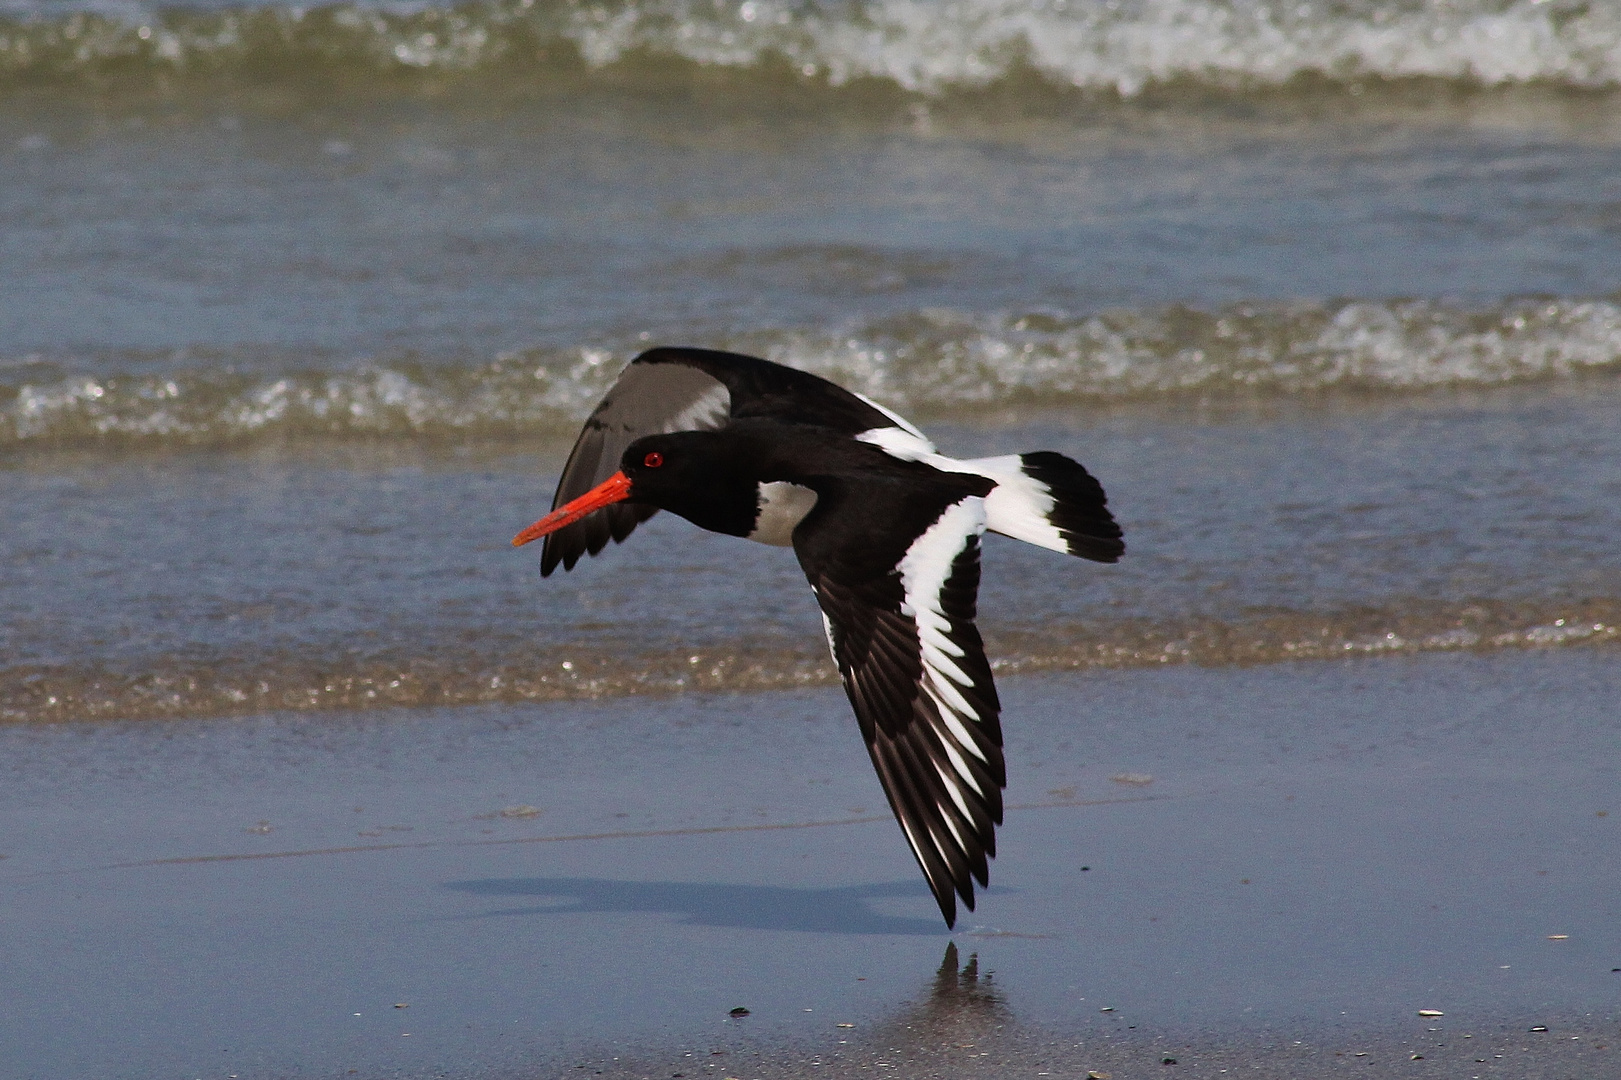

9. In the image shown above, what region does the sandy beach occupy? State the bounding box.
[5,653,1616,1077]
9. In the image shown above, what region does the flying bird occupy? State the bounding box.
[513,347,1123,926]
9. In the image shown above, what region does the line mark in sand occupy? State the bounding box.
[59,794,1171,874]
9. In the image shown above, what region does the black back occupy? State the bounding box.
[540,348,903,575]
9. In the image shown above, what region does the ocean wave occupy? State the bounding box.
[3,296,1618,448]
[762,296,1621,408]
[5,597,1617,723]
[0,0,1618,96]
[0,354,611,447]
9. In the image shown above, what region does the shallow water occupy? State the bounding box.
[6,383,1620,722]
[5,85,1621,444]
[4,3,1621,727]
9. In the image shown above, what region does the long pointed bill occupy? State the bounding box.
[512,471,634,547]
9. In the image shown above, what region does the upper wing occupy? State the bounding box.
[801,494,1005,928]
[541,347,932,575]
[541,358,731,575]
[648,347,928,439]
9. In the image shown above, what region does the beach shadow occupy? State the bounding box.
[442,876,945,935]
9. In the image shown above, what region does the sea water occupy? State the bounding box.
[3,0,1620,720]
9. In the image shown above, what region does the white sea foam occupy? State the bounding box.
[564,0,1621,94]
[766,297,1621,409]
[2,0,1618,94]
[3,297,1618,447]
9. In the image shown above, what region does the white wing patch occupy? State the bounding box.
[936,735,985,796]
[849,402,1073,557]
[928,688,988,766]
[854,446,1071,556]
[897,497,993,788]
[660,383,731,434]
[956,454,1070,554]
[855,424,936,461]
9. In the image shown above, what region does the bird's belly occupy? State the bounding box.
[747,481,818,546]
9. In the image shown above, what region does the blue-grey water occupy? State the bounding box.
[5,39,1621,718]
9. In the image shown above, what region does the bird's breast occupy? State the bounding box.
[747,481,819,546]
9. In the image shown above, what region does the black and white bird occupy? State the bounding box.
[513,347,1123,927]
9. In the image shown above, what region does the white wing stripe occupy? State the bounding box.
[937,803,969,852]
[899,813,956,896]
[940,755,972,817]
[855,425,935,461]
[936,718,988,786]
[898,499,985,614]
[853,393,935,447]
[818,611,838,663]
[898,818,935,881]
[921,638,973,689]
[860,447,1073,555]
[658,384,731,434]
[925,673,978,728]
[927,687,989,767]
[926,821,958,874]
[918,622,966,659]
[897,497,992,772]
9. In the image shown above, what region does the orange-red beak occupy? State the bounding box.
[512,471,634,547]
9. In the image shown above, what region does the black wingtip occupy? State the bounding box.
[928,854,985,928]
[1019,450,1125,564]
[536,538,573,577]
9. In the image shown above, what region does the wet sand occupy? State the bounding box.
[3,651,1617,1078]
[576,973,1618,1080]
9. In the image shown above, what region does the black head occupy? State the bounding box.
[621,430,761,538]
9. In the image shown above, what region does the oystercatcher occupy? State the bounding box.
[513,347,1123,927]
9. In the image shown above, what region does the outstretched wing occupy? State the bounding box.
[542,347,928,575]
[802,495,1005,928]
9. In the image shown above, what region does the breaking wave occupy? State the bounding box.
[4,296,1619,448]
[1,0,1619,97]
[4,597,1617,723]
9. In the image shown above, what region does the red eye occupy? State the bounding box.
[643,451,664,468]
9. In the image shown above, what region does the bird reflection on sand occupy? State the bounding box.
[917,942,1008,1028]
[855,942,1013,1064]
[570,942,1019,1080]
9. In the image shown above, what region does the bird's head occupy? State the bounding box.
[512,430,759,548]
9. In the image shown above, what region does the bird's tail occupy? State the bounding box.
[959,452,1125,563]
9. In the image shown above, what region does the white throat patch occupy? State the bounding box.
[747,481,818,546]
